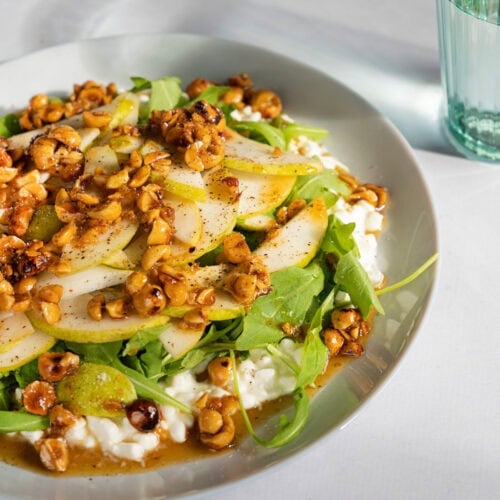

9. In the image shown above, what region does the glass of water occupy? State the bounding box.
[436,0,500,161]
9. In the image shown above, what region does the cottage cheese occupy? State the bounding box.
[333,198,384,286]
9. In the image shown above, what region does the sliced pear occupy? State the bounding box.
[27,293,168,343]
[253,198,328,272]
[165,290,244,321]
[229,167,296,218]
[84,145,120,175]
[78,128,100,151]
[0,331,55,372]
[185,264,232,289]
[152,163,207,202]
[0,312,35,354]
[102,249,135,270]
[159,321,205,359]
[237,212,276,231]
[36,266,131,299]
[61,218,139,273]
[122,230,148,267]
[109,135,144,154]
[223,129,324,176]
[163,193,202,246]
[56,363,136,418]
[169,168,238,264]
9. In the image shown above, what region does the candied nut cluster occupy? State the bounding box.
[221,235,271,306]
[149,100,226,171]
[19,81,117,131]
[322,308,370,357]
[195,394,239,450]
[0,237,54,312]
[337,169,387,211]
[186,72,283,119]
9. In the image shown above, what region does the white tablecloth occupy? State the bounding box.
[1,1,498,499]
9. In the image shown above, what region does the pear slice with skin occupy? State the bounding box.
[228,167,296,219]
[223,129,324,176]
[159,321,205,359]
[237,212,276,231]
[165,290,244,322]
[61,218,139,273]
[36,266,131,299]
[84,145,120,175]
[27,293,168,343]
[56,363,136,418]
[151,163,207,202]
[169,168,238,264]
[0,331,56,372]
[253,198,328,272]
[102,249,135,270]
[0,312,35,354]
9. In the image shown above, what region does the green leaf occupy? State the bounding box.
[122,325,167,357]
[148,77,183,116]
[321,216,357,256]
[13,358,39,389]
[184,85,231,107]
[236,263,324,351]
[0,113,21,138]
[335,250,384,318]
[0,411,49,433]
[282,123,329,143]
[295,288,334,388]
[130,76,152,92]
[0,377,13,411]
[65,341,122,365]
[290,172,350,207]
[138,340,166,380]
[231,121,286,150]
[231,350,309,448]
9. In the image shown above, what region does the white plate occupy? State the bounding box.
[0,33,438,499]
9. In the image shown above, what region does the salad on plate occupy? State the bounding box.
[0,73,433,474]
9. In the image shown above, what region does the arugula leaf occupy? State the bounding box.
[231,350,309,447]
[137,340,166,380]
[0,411,49,433]
[282,122,329,143]
[122,325,167,357]
[289,172,350,207]
[184,85,231,107]
[335,250,384,318]
[236,263,324,351]
[148,77,183,116]
[113,360,191,413]
[65,341,122,365]
[231,121,286,150]
[0,377,13,411]
[321,216,357,256]
[130,76,152,92]
[295,288,334,388]
[0,113,21,138]
[14,358,39,389]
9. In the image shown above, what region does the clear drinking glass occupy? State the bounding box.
[436,0,500,161]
